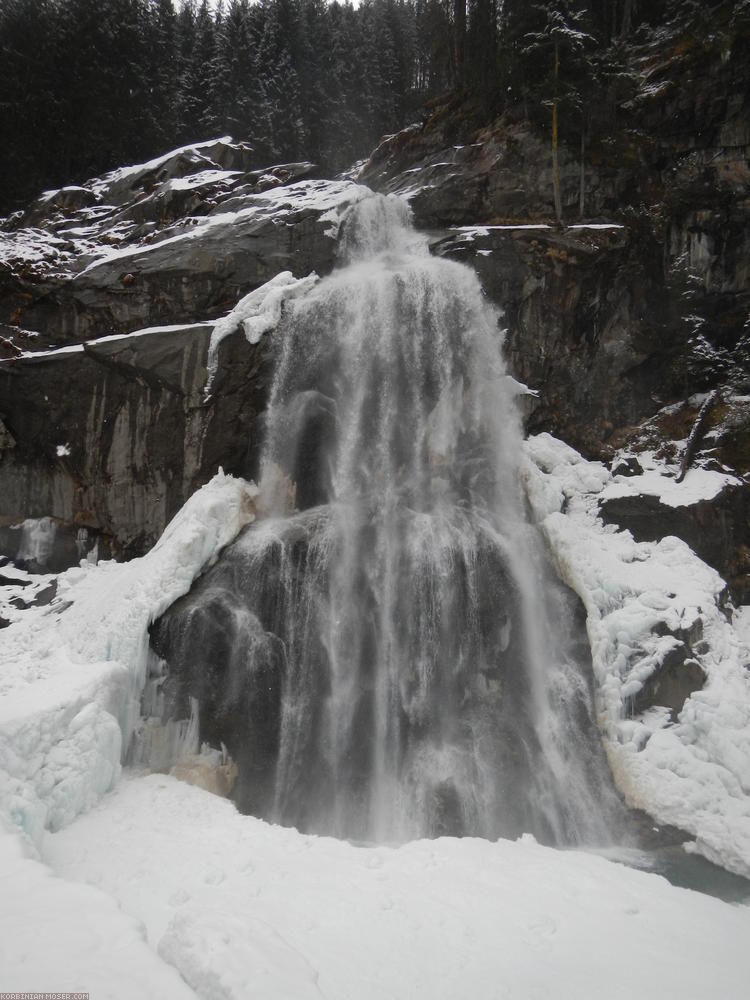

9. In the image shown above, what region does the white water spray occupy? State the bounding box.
[153,194,624,844]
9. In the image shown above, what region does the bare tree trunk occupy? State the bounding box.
[552,42,562,224]
[579,119,585,219]
[454,0,466,87]
[620,0,633,39]
[676,389,720,483]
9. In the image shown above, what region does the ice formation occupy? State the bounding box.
[205,270,319,394]
[0,472,257,846]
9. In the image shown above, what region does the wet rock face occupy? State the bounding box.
[0,320,269,558]
[148,514,610,843]
[431,223,678,453]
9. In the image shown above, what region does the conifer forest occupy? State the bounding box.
[2,0,743,214]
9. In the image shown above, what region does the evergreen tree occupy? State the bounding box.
[0,0,59,209]
[257,0,308,158]
[212,0,267,144]
[148,0,180,150]
[466,0,498,109]
[520,2,596,222]
[413,0,453,93]
[180,0,220,139]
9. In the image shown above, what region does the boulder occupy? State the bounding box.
[599,484,749,600]
[630,645,707,723]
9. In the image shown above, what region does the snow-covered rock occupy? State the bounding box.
[523,432,750,877]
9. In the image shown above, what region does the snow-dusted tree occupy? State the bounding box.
[521,2,595,223]
[211,0,272,149]
[466,0,498,107]
[181,0,220,139]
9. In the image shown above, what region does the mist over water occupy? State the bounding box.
[151,193,626,845]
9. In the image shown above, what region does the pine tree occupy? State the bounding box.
[520,2,595,223]
[257,0,308,159]
[466,0,498,110]
[148,0,180,150]
[296,0,330,163]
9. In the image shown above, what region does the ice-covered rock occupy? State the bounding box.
[600,390,750,602]
[523,432,750,877]
[0,471,256,845]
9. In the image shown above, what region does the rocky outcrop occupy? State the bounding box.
[600,484,749,598]
[630,620,708,722]
[0,138,355,347]
[431,222,675,454]
[0,140,365,561]
[599,389,750,601]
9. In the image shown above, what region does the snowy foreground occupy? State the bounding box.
[1,447,750,997]
[1,773,747,1000]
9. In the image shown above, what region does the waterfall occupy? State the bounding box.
[151,193,625,845]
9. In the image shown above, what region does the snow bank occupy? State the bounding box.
[39,774,750,1000]
[0,563,57,627]
[0,472,257,846]
[522,433,750,876]
[0,819,195,998]
[601,453,741,507]
[205,271,319,395]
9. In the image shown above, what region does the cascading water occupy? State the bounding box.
[150,193,626,845]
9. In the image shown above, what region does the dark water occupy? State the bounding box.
[597,844,750,904]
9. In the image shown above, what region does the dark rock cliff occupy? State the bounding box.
[0,322,266,558]
[360,5,749,455]
[0,139,364,556]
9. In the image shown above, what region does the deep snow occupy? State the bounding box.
[34,775,750,1000]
